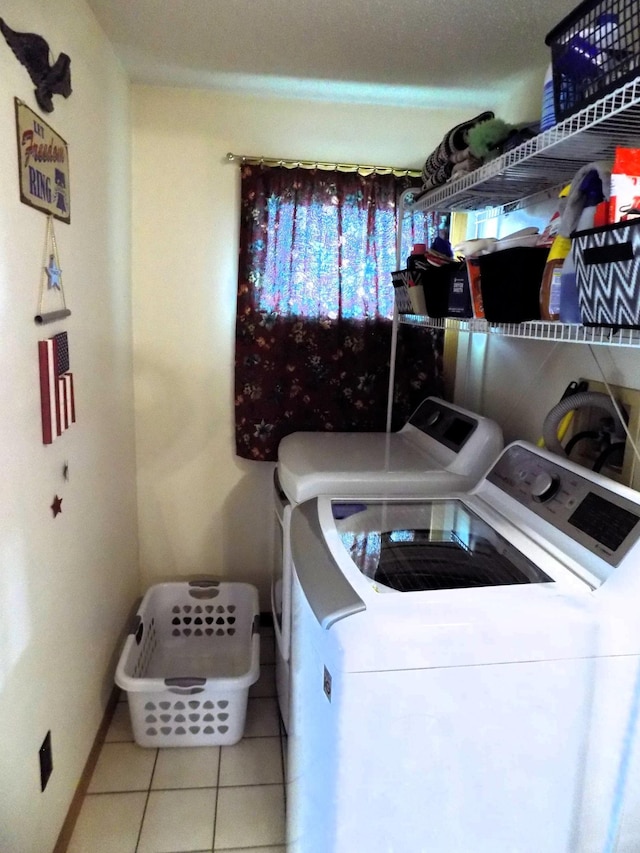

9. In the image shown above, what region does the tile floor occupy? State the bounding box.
[67,628,286,853]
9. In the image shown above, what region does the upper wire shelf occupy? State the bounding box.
[408,77,640,215]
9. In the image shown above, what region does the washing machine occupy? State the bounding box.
[272,397,504,730]
[287,440,640,852]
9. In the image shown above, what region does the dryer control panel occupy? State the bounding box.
[408,398,478,452]
[487,443,640,566]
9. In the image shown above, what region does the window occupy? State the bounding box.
[234,165,447,461]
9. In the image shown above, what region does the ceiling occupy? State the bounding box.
[85,0,579,107]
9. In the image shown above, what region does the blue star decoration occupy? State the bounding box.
[45,254,62,290]
[51,495,62,517]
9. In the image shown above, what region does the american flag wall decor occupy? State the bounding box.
[38,330,76,444]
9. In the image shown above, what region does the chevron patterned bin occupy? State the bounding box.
[574,218,640,329]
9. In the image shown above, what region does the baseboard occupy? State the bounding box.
[52,686,120,853]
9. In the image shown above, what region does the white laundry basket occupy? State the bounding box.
[115,580,260,747]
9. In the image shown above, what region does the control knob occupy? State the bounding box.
[425,411,441,428]
[531,471,560,503]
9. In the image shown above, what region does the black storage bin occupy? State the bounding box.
[545,0,640,123]
[447,264,474,319]
[478,248,548,323]
[410,263,458,319]
[574,218,640,327]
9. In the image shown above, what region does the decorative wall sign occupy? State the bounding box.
[15,99,70,222]
[35,215,71,325]
[0,19,72,113]
[38,331,76,445]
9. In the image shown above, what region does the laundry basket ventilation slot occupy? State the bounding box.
[170,603,238,637]
[142,697,234,739]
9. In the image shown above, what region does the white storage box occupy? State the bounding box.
[115,580,260,747]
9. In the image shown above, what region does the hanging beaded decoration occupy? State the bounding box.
[35,214,71,325]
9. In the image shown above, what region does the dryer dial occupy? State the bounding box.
[425,410,441,428]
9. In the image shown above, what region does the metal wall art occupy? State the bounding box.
[15,99,70,222]
[0,18,71,113]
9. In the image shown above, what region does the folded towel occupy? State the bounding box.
[421,111,494,191]
[450,158,482,180]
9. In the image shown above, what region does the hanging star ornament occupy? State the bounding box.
[35,215,70,324]
[51,495,63,517]
[45,253,62,289]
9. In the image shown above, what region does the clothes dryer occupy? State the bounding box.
[287,440,640,852]
[272,397,503,730]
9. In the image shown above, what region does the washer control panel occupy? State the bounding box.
[487,443,640,566]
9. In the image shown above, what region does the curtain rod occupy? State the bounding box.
[226,152,421,178]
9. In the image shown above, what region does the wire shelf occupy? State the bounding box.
[398,315,640,347]
[409,77,640,214]
[395,76,640,351]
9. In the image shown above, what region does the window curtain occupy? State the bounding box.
[234,164,446,461]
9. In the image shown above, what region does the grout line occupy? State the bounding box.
[134,748,159,853]
[147,780,281,792]
[211,732,221,851]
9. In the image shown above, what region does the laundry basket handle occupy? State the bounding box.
[188,579,221,599]
[164,677,206,694]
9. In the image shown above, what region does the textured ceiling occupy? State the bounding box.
[85,0,579,105]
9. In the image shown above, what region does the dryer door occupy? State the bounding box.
[272,470,292,660]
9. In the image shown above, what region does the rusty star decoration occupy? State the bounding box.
[51,495,62,517]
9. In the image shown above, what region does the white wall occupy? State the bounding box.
[131,84,541,604]
[0,2,138,851]
[454,197,640,458]
[457,335,640,442]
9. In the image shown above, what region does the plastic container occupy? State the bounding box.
[115,580,260,747]
[545,0,639,123]
[540,235,572,320]
[609,146,640,223]
[558,250,582,323]
[560,169,607,322]
[541,63,556,131]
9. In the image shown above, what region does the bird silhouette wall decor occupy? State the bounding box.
[0,18,71,113]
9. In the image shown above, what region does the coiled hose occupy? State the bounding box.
[542,391,623,456]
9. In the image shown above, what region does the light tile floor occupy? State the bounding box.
[67,628,286,853]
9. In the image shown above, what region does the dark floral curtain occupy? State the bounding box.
[234,164,447,461]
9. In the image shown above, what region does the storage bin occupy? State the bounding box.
[391,269,414,314]
[573,217,640,327]
[478,248,548,323]
[115,580,260,747]
[420,262,459,318]
[447,264,474,319]
[545,0,640,124]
